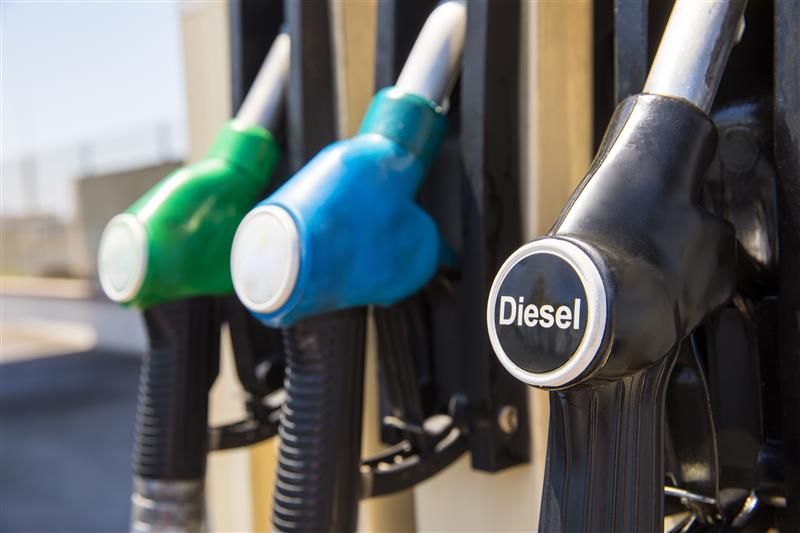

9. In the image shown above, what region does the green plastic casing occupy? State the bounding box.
[125,120,279,309]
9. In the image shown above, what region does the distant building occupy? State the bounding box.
[0,160,182,279]
[0,214,85,277]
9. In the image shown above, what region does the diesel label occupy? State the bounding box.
[487,240,607,387]
[497,296,582,330]
[486,244,602,378]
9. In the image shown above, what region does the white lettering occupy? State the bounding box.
[539,305,554,328]
[555,305,572,329]
[499,296,516,325]
[524,305,538,326]
[497,297,584,330]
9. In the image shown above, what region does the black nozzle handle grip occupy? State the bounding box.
[486,96,737,532]
[133,297,221,481]
[540,353,676,532]
[272,308,367,533]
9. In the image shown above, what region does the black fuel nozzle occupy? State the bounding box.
[486,1,746,531]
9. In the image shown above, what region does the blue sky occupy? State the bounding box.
[1,1,187,217]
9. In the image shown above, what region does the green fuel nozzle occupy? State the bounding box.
[98,33,289,309]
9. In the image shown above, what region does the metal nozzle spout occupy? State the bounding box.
[395,0,467,107]
[235,31,290,132]
[643,0,748,113]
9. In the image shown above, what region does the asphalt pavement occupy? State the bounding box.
[1,284,145,532]
[1,349,140,532]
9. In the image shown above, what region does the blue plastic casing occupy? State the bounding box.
[246,87,449,327]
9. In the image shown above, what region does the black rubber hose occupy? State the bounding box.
[272,308,367,533]
[133,297,221,480]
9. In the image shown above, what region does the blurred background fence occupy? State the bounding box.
[1,122,186,279]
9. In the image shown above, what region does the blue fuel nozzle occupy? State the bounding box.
[231,88,449,327]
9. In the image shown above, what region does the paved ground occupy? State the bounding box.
[1,283,146,532]
[2,293,147,356]
[1,349,141,532]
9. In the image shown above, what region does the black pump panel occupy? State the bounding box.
[373,0,530,473]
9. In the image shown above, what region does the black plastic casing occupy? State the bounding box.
[538,94,737,532]
[374,0,530,475]
[551,94,736,384]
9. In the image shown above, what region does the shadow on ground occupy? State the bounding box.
[1,350,141,532]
